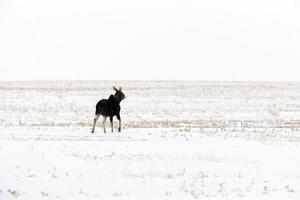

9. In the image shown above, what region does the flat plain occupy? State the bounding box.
[1,81,300,200]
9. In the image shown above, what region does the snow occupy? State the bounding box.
[1,81,300,199]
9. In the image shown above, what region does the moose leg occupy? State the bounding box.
[102,116,107,133]
[116,114,121,132]
[91,114,100,133]
[110,116,113,133]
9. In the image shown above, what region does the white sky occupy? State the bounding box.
[0,0,299,81]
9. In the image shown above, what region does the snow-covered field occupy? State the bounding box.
[1,81,300,200]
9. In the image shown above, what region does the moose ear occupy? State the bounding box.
[119,87,122,91]
[113,86,118,91]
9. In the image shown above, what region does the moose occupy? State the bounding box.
[91,86,126,133]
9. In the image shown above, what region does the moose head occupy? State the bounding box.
[113,86,126,102]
